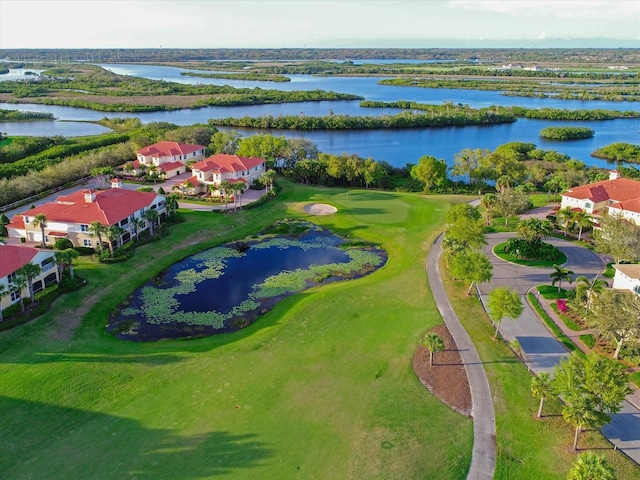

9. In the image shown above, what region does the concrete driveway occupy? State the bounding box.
[478,232,640,463]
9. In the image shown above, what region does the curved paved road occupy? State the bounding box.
[479,233,640,465]
[427,235,496,480]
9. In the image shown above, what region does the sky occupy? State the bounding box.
[0,0,638,49]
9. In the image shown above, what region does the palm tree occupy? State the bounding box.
[143,209,159,237]
[218,180,233,211]
[420,333,445,366]
[105,225,125,256]
[0,284,8,322]
[55,248,79,279]
[557,206,574,237]
[166,194,179,217]
[261,169,276,195]
[132,218,145,242]
[17,263,42,305]
[550,264,575,292]
[575,274,608,312]
[572,210,593,242]
[231,183,244,212]
[32,213,47,248]
[568,452,616,480]
[89,221,105,252]
[530,372,553,418]
[9,274,27,313]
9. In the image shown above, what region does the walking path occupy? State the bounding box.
[477,233,640,465]
[427,235,496,480]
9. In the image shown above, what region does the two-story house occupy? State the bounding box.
[6,184,166,250]
[129,141,207,179]
[560,170,640,225]
[0,244,59,313]
[177,154,266,196]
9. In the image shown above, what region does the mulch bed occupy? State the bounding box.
[412,324,472,416]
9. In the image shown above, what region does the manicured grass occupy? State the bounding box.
[631,372,640,389]
[580,334,596,349]
[444,270,640,480]
[0,184,474,479]
[494,242,568,267]
[536,285,567,300]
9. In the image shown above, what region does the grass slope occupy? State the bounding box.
[0,184,472,479]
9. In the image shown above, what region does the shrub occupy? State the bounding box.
[556,298,568,313]
[54,238,74,250]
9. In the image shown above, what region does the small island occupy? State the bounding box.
[539,126,594,140]
[0,108,54,122]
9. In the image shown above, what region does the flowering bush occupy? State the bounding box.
[556,298,568,313]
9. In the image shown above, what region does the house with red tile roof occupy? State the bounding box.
[0,244,59,312]
[176,154,266,196]
[560,170,640,225]
[128,141,206,179]
[6,185,166,249]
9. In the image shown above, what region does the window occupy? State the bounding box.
[83,239,92,247]
[80,224,89,232]
[120,217,129,226]
[10,289,20,302]
[8,272,17,283]
[24,217,30,224]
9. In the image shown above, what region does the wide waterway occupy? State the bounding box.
[1,62,638,169]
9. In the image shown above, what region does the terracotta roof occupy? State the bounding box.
[614,264,640,280]
[8,188,160,228]
[192,154,265,174]
[157,161,184,173]
[0,244,39,278]
[562,177,640,203]
[137,141,205,158]
[609,199,640,215]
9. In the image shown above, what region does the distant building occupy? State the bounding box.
[612,264,640,295]
[560,170,640,224]
[128,141,206,179]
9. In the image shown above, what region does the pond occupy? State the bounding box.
[107,221,387,341]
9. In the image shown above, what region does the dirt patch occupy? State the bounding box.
[304,203,337,215]
[412,324,472,416]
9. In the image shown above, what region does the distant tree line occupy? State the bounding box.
[0,108,54,121]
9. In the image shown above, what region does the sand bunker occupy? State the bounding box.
[304,203,337,215]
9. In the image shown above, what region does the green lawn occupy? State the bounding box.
[0,183,474,479]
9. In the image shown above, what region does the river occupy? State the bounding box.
[0,62,638,168]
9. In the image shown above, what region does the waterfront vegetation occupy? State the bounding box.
[0,108,54,122]
[539,126,595,140]
[180,71,291,82]
[592,142,640,163]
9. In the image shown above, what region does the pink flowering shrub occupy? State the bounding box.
[556,299,568,313]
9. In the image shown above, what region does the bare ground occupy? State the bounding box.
[412,324,472,416]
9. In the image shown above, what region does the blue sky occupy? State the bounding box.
[1,0,638,49]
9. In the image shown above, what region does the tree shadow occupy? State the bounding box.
[28,352,184,365]
[1,396,273,478]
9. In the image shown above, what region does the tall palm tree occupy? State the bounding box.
[17,263,41,305]
[143,209,159,237]
[166,194,179,217]
[261,169,276,195]
[55,248,79,279]
[231,183,244,212]
[550,264,574,292]
[530,372,553,418]
[132,218,145,242]
[9,274,27,313]
[105,225,125,256]
[575,274,608,312]
[557,206,574,237]
[420,333,445,367]
[89,221,105,252]
[218,180,233,211]
[32,213,48,248]
[572,210,593,242]
[0,284,8,322]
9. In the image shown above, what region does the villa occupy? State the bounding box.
[127,141,207,179]
[6,182,166,250]
[612,264,640,296]
[0,244,59,312]
[560,170,640,225]
[175,154,266,196]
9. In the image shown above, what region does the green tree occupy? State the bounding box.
[530,372,553,418]
[218,180,233,211]
[89,221,105,253]
[0,284,10,322]
[572,210,593,241]
[17,262,41,305]
[556,206,575,237]
[9,274,27,313]
[449,250,493,295]
[261,169,277,195]
[420,333,445,367]
[487,287,523,339]
[105,225,125,256]
[567,452,617,480]
[575,274,608,313]
[516,217,553,244]
[494,187,531,226]
[480,193,497,225]
[0,213,9,236]
[165,194,179,217]
[55,248,79,279]
[445,203,481,224]
[209,130,242,154]
[550,264,574,292]
[143,209,159,237]
[410,155,447,193]
[589,289,640,360]
[593,212,640,264]
[32,213,48,248]
[553,353,631,451]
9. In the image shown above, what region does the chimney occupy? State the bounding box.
[84,191,97,203]
[111,178,122,189]
[609,170,620,180]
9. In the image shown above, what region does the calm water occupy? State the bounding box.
[1,62,639,168]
